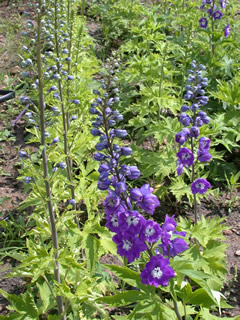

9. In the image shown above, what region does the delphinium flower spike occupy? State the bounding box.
[175,61,212,222]
[91,59,188,291]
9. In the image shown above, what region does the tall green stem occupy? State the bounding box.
[36,4,65,319]
[54,0,79,228]
[180,25,191,105]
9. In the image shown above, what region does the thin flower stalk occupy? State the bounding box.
[36,2,65,318]
[175,60,212,222]
[53,0,79,228]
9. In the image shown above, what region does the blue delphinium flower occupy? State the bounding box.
[199,0,229,37]
[176,62,212,201]
[140,255,175,287]
[224,24,230,37]
[91,62,188,286]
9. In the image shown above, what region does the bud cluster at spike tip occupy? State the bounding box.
[90,60,188,287]
[175,61,211,195]
[199,0,230,37]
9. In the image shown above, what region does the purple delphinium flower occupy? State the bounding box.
[94,152,106,161]
[50,137,60,145]
[197,149,212,162]
[199,137,211,150]
[104,191,121,214]
[90,66,186,277]
[180,113,192,126]
[176,148,194,167]
[105,205,126,232]
[112,232,147,263]
[190,126,200,138]
[175,132,186,145]
[199,17,208,28]
[191,178,211,194]
[58,162,67,169]
[213,10,223,20]
[131,184,160,215]
[220,0,226,9]
[140,255,175,287]
[68,199,76,205]
[159,215,188,257]
[224,24,230,37]
[121,147,133,156]
[119,210,146,234]
[23,176,31,183]
[70,115,77,121]
[160,234,189,257]
[127,166,141,180]
[177,163,184,176]
[18,150,28,158]
[140,220,162,243]
[71,99,80,104]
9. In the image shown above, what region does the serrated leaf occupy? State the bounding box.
[98,290,149,307]
[103,265,154,294]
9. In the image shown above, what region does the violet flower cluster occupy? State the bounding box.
[91,63,188,287]
[199,0,230,37]
[176,61,211,195]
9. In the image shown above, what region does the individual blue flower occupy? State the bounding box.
[140,255,175,287]
[220,0,226,9]
[50,137,60,145]
[181,105,190,112]
[70,115,77,121]
[177,163,184,176]
[94,153,106,161]
[191,103,199,112]
[184,90,194,100]
[23,176,31,183]
[48,85,57,92]
[104,191,121,214]
[130,188,143,202]
[119,210,146,234]
[115,129,128,138]
[18,150,28,158]
[112,232,147,263]
[224,24,230,37]
[213,10,223,20]
[190,126,200,138]
[71,99,80,104]
[191,178,211,194]
[180,113,192,126]
[137,184,160,215]
[199,137,211,150]
[199,17,208,28]
[160,235,188,258]
[140,220,162,243]
[202,116,210,124]
[126,166,141,180]
[98,179,111,190]
[68,199,76,205]
[114,181,127,195]
[197,149,212,162]
[176,148,194,167]
[121,147,132,156]
[95,142,108,151]
[175,132,186,145]
[91,129,102,136]
[195,117,203,127]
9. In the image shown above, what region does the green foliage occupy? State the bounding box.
[2,0,240,318]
